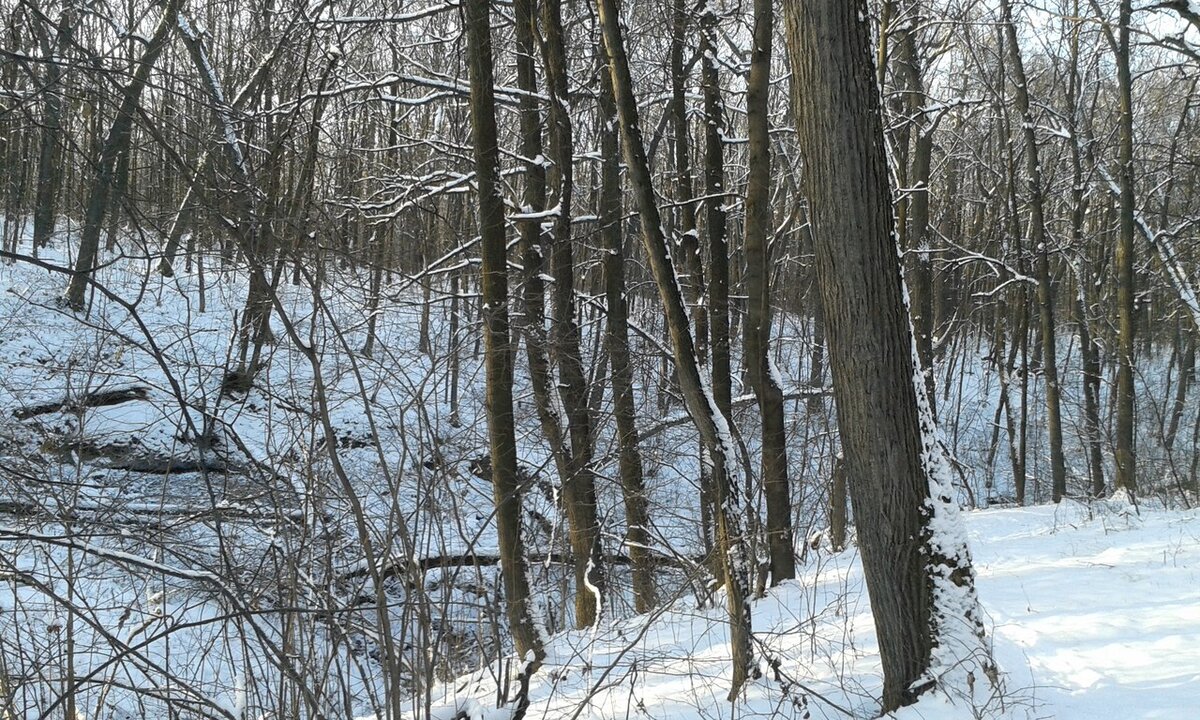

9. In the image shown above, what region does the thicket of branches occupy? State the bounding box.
[0,0,1198,716]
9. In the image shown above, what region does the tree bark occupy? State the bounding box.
[739,0,794,585]
[599,62,656,614]
[465,0,545,667]
[783,0,990,710]
[1114,0,1138,496]
[31,5,75,252]
[1001,0,1067,502]
[597,0,754,698]
[542,0,605,628]
[65,0,182,310]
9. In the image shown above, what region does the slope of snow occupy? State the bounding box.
[2,224,1197,719]
[412,501,1199,720]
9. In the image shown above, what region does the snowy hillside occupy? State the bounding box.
[0,234,1192,719]
[410,501,1200,720]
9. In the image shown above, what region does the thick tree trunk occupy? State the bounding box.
[465,0,545,668]
[783,0,991,710]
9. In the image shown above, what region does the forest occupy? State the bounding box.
[0,0,1197,718]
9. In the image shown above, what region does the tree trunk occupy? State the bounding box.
[542,0,605,628]
[599,62,656,614]
[669,0,706,358]
[1067,4,1105,496]
[465,0,545,668]
[513,0,571,506]
[597,0,754,698]
[65,0,182,310]
[892,2,937,411]
[783,0,991,709]
[31,5,75,252]
[1114,0,1138,496]
[739,0,794,585]
[1001,0,1067,502]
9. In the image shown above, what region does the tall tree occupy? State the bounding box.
[541,0,605,628]
[783,0,992,710]
[64,0,182,310]
[30,3,76,253]
[1001,0,1067,502]
[464,0,545,668]
[596,0,754,698]
[598,62,656,613]
[1114,0,1138,496]
[740,0,795,584]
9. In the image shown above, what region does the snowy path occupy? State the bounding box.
[972,503,1200,720]
[418,502,1200,720]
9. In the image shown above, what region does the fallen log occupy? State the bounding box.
[13,386,151,420]
[0,495,321,527]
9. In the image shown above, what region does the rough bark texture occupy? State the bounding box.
[783,0,977,709]
[464,0,545,667]
[599,66,656,613]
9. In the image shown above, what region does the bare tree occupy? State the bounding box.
[783,0,992,709]
[464,0,545,670]
[596,0,755,698]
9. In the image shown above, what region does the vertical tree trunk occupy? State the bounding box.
[892,1,937,411]
[828,456,847,552]
[1001,0,1067,502]
[542,0,605,628]
[739,0,795,585]
[1067,2,1105,496]
[465,0,545,668]
[597,0,754,697]
[669,0,706,357]
[512,0,573,519]
[783,0,991,710]
[699,11,732,424]
[65,0,181,310]
[599,61,656,614]
[31,5,75,252]
[1114,0,1138,496]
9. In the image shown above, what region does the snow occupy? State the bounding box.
[0,221,1197,720]
[410,502,1200,720]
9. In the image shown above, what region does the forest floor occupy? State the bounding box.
[0,227,1195,719]
[417,500,1200,720]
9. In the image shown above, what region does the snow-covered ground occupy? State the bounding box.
[0,223,1196,719]
[410,500,1200,720]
